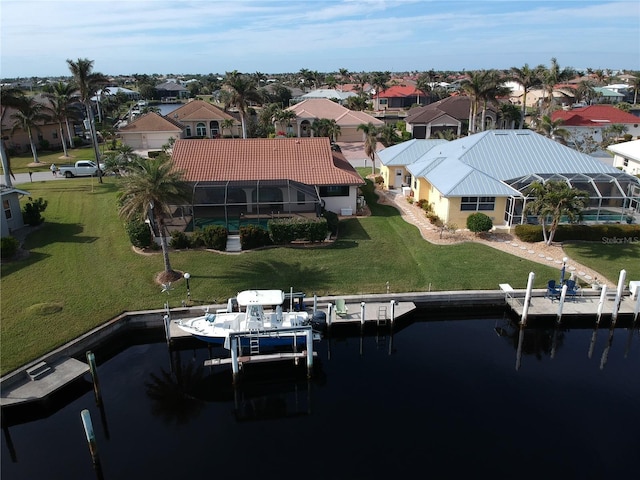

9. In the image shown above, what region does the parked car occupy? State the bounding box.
[58,161,103,178]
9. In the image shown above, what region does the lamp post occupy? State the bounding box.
[184,272,191,303]
[560,257,568,285]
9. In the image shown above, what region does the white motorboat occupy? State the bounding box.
[175,290,324,350]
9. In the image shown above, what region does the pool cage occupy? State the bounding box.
[178,179,323,233]
[503,172,640,226]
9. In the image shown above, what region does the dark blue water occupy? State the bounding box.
[2,315,638,480]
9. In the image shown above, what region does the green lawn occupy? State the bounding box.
[1,171,633,375]
[563,241,640,285]
[8,145,98,173]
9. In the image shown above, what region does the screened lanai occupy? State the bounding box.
[184,179,322,233]
[503,172,640,226]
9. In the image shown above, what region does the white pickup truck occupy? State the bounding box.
[58,161,103,178]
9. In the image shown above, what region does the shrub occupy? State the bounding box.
[22,197,48,226]
[268,217,328,244]
[466,212,493,235]
[1,236,19,259]
[192,225,227,250]
[169,230,191,249]
[514,223,640,243]
[426,212,440,225]
[514,224,542,242]
[240,225,272,250]
[124,219,152,248]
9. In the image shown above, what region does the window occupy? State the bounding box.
[3,199,12,220]
[319,186,349,197]
[461,196,495,211]
[196,123,206,137]
[52,131,58,139]
[185,126,192,137]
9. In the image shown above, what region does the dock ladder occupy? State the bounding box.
[248,329,260,355]
[377,305,388,327]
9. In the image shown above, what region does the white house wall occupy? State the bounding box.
[321,186,358,216]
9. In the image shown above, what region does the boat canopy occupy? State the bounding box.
[236,290,285,306]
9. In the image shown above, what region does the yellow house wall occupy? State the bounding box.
[412,178,509,228]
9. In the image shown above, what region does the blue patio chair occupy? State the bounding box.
[546,280,561,301]
[565,279,579,302]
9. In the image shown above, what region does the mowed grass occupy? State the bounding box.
[563,241,640,284]
[0,175,568,374]
[8,145,98,174]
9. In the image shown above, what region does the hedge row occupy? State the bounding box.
[514,223,640,243]
[268,217,329,244]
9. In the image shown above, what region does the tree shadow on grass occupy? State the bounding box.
[198,260,333,292]
[0,251,50,277]
[24,222,99,249]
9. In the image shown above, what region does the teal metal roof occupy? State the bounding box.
[377,139,447,167]
[407,130,628,197]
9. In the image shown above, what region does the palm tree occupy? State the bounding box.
[627,72,639,104]
[272,108,297,136]
[224,70,262,139]
[537,115,569,142]
[540,58,576,115]
[378,123,401,146]
[103,144,141,176]
[10,96,51,164]
[67,58,108,183]
[525,180,589,245]
[462,70,499,133]
[43,81,82,152]
[357,122,380,175]
[369,71,390,110]
[415,72,434,106]
[498,103,521,129]
[118,155,192,282]
[221,118,235,138]
[510,64,544,128]
[345,94,370,111]
[575,80,596,105]
[1,87,26,185]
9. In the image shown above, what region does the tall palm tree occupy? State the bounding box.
[415,72,434,106]
[369,71,390,110]
[462,70,499,133]
[1,87,26,185]
[118,155,192,282]
[525,180,589,245]
[540,58,576,116]
[10,96,51,164]
[44,82,81,157]
[510,64,544,128]
[66,58,108,182]
[357,122,380,175]
[224,70,262,139]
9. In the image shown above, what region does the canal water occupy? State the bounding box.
[2,313,638,480]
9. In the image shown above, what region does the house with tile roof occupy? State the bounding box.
[286,98,383,142]
[1,94,74,155]
[377,139,447,189]
[608,139,640,176]
[117,100,242,151]
[118,112,184,150]
[552,105,640,143]
[170,137,364,233]
[169,100,241,139]
[393,130,640,230]
[405,96,497,139]
[376,85,429,110]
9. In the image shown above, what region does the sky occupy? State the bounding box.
[1,0,639,79]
